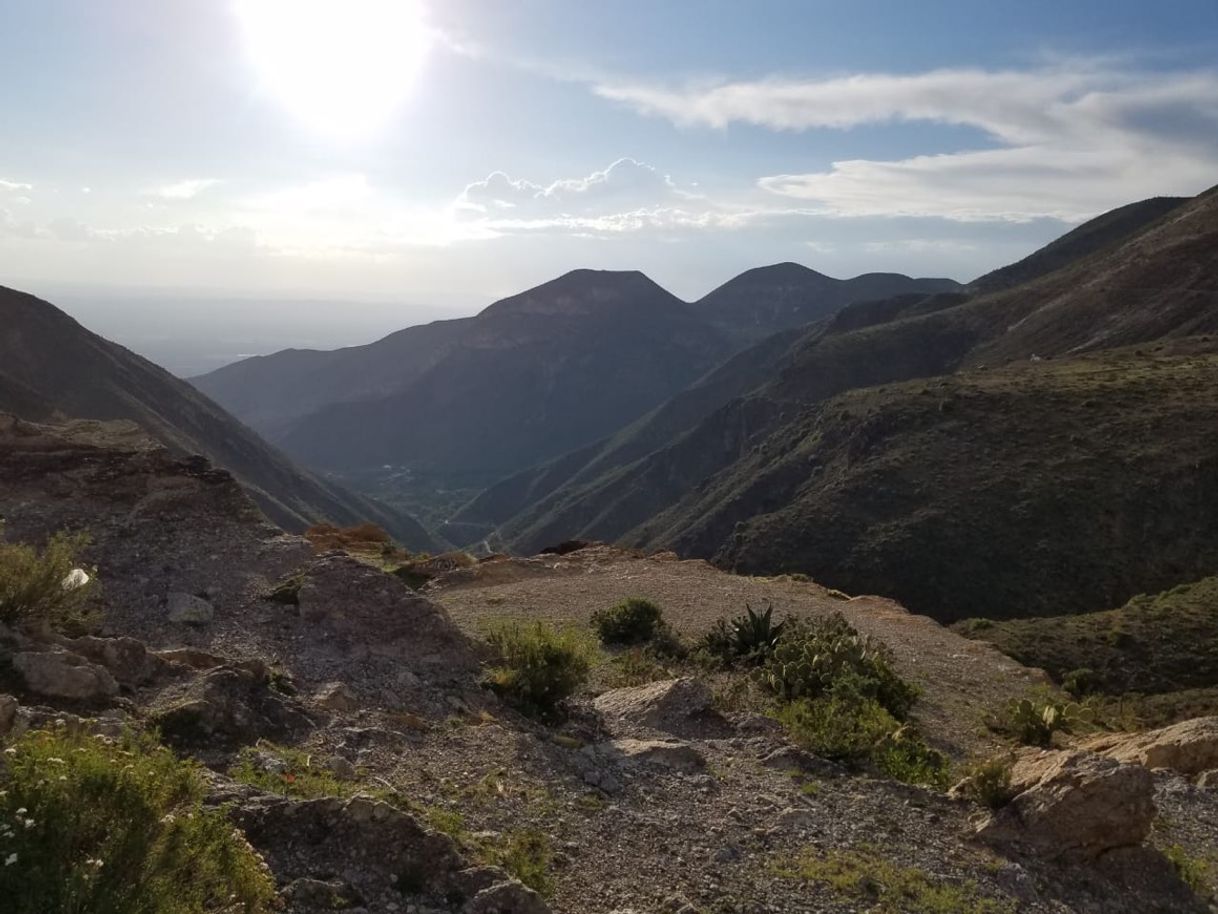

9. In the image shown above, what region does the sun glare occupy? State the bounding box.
[235,0,430,138]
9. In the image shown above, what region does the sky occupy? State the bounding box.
[2,0,1218,371]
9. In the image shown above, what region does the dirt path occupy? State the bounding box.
[431,547,1050,757]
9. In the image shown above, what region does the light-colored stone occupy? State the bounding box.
[593,677,725,737]
[976,748,1155,859]
[315,681,359,712]
[13,649,119,700]
[1083,716,1218,777]
[166,591,214,624]
[1197,769,1218,789]
[599,738,706,773]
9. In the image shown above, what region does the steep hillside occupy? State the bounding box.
[273,270,734,479]
[970,196,1189,293]
[451,324,808,541]
[956,575,1218,699]
[648,344,1218,622]
[191,318,471,436]
[695,262,960,341]
[0,285,442,550]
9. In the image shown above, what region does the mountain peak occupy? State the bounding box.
[481,268,683,318]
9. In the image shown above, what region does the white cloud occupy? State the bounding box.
[0,179,32,192]
[148,178,221,200]
[453,158,746,236]
[596,65,1218,221]
[458,158,694,218]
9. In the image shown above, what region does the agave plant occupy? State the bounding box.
[1004,693,1093,747]
[729,602,786,663]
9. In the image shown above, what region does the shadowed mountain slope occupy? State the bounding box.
[271,270,734,478]
[487,188,1218,623]
[0,285,443,550]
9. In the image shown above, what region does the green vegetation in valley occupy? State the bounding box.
[0,727,275,914]
[959,576,1218,726]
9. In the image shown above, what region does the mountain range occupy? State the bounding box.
[192,266,958,487]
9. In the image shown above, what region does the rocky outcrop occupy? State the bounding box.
[230,794,549,914]
[12,648,119,701]
[977,748,1156,859]
[166,591,215,624]
[1083,716,1218,779]
[314,681,359,712]
[154,663,311,747]
[593,677,728,738]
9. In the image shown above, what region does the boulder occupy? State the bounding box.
[314,681,359,712]
[593,678,727,737]
[61,635,171,687]
[230,795,472,911]
[1083,716,1218,778]
[166,591,214,624]
[12,649,119,701]
[154,664,309,746]
[977,748,1155,859]
[464,879,551,914]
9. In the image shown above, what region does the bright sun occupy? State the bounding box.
[235,0,430,137]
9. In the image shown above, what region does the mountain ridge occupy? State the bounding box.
[0,284,443,551]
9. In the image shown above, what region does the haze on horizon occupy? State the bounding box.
[2,0,1217,373]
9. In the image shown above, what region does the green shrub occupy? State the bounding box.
[699,602,786,667]
[1061,667,1098,698]
[0,530,98,632]
[484,620,594,715]
[0,727,274,913]
[775,690,949,788]
[996,692,1092,746]
[758,613,918,719]
[590,597,663,645]
[959,755,1017,809]
[487,829,553,898]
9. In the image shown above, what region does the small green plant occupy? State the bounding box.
[590,597,663,645]
[959,755,1017,809]
[0,727,275,913]
[487,829,554,897]
[484,620,594,715]
[1164,844,1214,900]
[997,692,1092,746]
[230,743,356,799]
[699,602,786,667]
[0,529,98,632]
[771,847,1015,913]
[759,613,918,720]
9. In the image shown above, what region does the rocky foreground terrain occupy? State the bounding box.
[2,413,1217,914]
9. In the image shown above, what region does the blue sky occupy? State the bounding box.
[2,0,1217,335]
